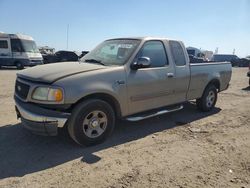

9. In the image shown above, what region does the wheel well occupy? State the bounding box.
[71,93,122,118]
[207,79,220,91]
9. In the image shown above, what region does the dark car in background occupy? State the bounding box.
[248,71,250,85]
[238,57,250,67]
[211,54,239,66]
[43,50,79,64]
[211,54,250,67]
[247,61,250,85]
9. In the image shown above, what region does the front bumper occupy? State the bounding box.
[15,96,70,136]
[22,59,43,66]
[27,59,43,66]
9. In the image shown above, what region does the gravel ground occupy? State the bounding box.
[0,67,249,188]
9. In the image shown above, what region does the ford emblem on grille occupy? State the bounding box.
[17,85,21,91]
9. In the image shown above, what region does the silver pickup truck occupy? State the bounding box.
[14,37,232,146]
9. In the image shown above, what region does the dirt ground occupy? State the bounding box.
[0,67,249,188]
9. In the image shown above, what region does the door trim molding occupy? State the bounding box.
[130,90,174,102]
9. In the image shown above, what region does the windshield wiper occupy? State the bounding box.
[84,59,105,66]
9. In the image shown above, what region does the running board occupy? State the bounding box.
[126,105,183,122]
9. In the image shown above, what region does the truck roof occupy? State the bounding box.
[0,33,34,40]
[106,36,179,41]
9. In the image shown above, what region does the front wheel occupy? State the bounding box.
[67,99,115,146]
[16,62,24,70]
[196,85,218,112]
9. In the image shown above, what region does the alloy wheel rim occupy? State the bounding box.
[82,110,108,138]
[206,91,215,108]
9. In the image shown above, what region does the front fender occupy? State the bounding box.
[54,66,129,116]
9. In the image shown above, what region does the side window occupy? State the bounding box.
[138,41,168,67]
[62,52,70,60]
[68,52,77,60]
[11,39,23,52]
[68,52,73,59]
[62,52,68,58]
[169,41,186,66]
[0,40,8,49]
[71,52,78,60]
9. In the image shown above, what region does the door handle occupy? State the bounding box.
[167,73,174,78]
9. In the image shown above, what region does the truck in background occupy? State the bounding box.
[38,46,55,55]
[186,46,213,61]
[0,33,43,69]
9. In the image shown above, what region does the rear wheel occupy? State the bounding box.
[67,99,115,146]
[196,85,217,112]
[16,62,24,70]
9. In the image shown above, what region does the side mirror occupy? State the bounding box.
[131,57,151,70]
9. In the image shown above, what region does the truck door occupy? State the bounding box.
[169,40,190,102]
[126,40,177,115]
[0,38,12,65]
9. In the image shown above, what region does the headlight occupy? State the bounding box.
[32,86,64,102]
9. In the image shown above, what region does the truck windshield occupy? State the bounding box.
[80,39,140,66]
[21,40,39,53]
[11,39,39,53]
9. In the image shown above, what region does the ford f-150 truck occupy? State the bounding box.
[14,37,232,146]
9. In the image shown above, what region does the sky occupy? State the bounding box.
[0,0,249,57]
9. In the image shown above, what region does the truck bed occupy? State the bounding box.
[187,62,232,100]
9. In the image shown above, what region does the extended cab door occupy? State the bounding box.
[126,40,177,115]
[169,40,190,102]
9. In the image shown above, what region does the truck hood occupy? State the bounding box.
[17,62,106,83]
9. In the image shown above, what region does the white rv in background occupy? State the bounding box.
[0,33,43,69]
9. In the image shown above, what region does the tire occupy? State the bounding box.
[67,99,115,146]
[16,62,24,70]
[196,85,217,112]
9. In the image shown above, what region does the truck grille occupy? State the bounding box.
[15,80,30,100]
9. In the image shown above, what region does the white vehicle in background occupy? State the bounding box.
[0,33,43,69]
